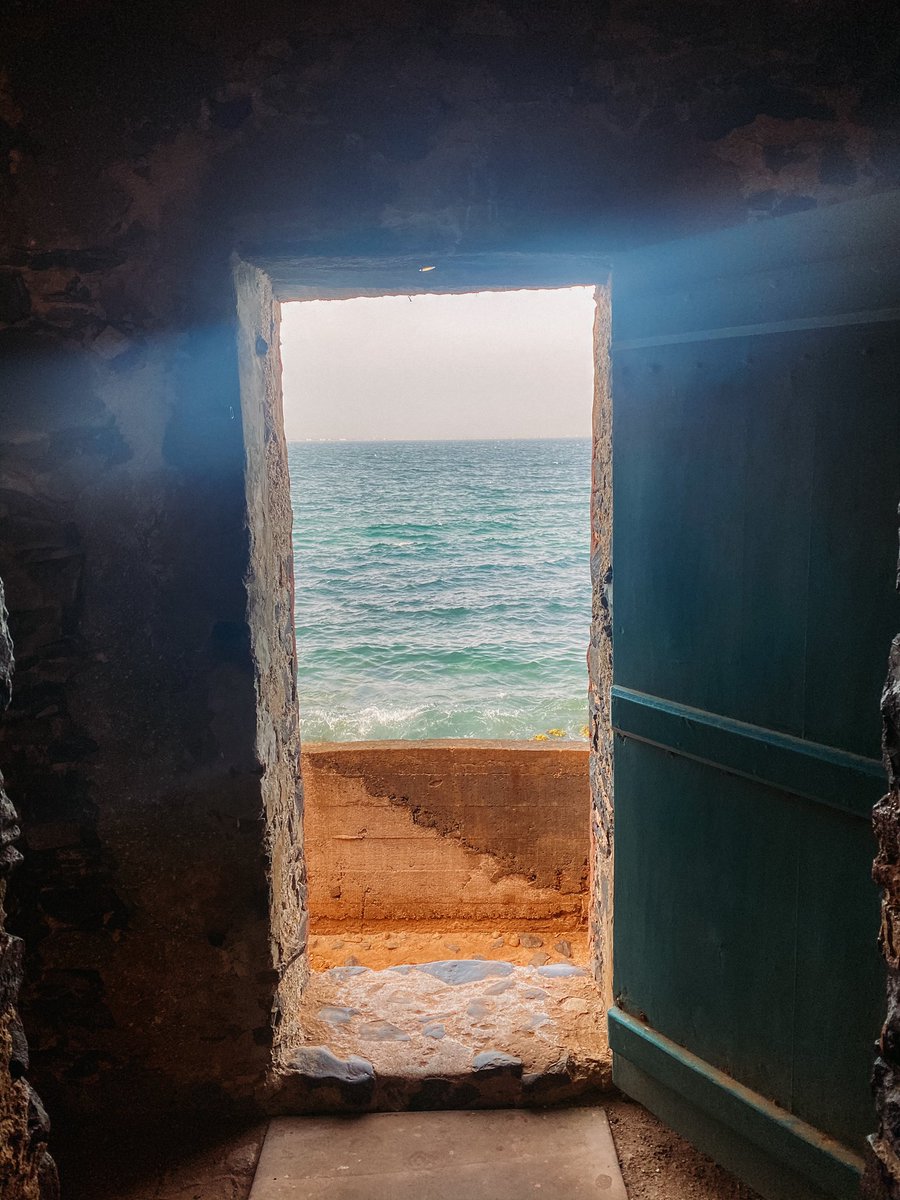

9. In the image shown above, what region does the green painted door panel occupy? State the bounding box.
[613,736,883,1150]
[610,193,900,1197]
[612,322,900,759]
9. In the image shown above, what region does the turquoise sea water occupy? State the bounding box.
[289,438,592,742]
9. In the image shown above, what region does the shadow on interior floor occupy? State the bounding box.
[74,1098,760,1200]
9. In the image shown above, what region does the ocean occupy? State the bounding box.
[289,438,592,742]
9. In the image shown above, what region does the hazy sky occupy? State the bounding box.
[279,287,595,441]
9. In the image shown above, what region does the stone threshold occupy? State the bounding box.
[273,958,611,1113]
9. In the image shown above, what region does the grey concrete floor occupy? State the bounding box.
[248,1108,627,1199]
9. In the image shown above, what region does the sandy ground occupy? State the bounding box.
[308,926,590,971]
[607,1097,759,1200]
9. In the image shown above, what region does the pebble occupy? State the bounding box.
[520,934,544,948]
[561,997,590,1015]
[554,940,573,958]
[490,936,505,950]
[326,965,369,981]
[483,980,515,996]
[537,964,586,978]
[358,1021,410,1042]
[529,951,551,967]
[415,960,515,986]
[289,1046,375,1083]
[317,1005,360,1025]
[473,1050,523,1073]
[422,1023,446,1039]
[467,999,493,1018]
[507,934,520,947]
[344,955,361,967]
[330,939,345,950]
[523,1014,551,1031]
[521,986,550,1000]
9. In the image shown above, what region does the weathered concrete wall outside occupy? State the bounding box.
[0,580,57,1200]
[0,1,898,1186]
[302,740,588,929]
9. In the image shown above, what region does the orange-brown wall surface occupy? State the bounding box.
[302,741,589,930]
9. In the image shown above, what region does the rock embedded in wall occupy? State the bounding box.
[0,580,58,1200]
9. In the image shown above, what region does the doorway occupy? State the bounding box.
[274,283,611,1106]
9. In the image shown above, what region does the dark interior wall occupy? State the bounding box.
[0,581,57,1200]
[0,0,898,1191]
[873,624,900,1195]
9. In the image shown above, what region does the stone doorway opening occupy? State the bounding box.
[234,258,613,1109]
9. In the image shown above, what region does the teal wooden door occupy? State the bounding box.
[608,194,900,1200]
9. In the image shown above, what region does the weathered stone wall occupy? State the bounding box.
[0,580,57,1200]
[302,740,588,928]
[0,162,278,1186]
[588,284,614,1010]
[0,0,898,1187]
[870,510,900,1197]
[234,261,308,1064]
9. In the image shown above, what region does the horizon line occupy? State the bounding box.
[285,434,592,444]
